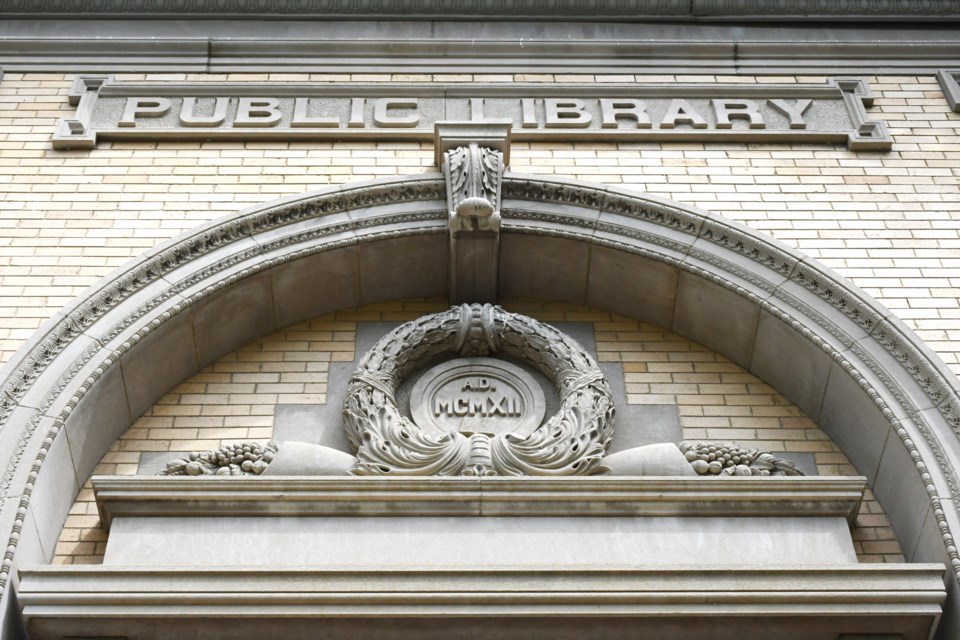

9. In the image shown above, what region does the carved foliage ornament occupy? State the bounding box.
[446,143,503,230]
[343,304,615,476]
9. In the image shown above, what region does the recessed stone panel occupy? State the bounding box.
[751,309,831,422]
[499,234,589,304]
[587,246,679,329]
[120,309,199,421]
[191,271,276,369]
[818,361,890,484]
[672,271,760,369]
[358,235,447,303]
[271,247,361,329]
[873,426,933,562]
[62,363,132,482]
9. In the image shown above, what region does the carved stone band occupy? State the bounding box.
[342,303,615,476]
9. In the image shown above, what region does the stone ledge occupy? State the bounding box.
[91,475,867,528]
[18,565,946,640]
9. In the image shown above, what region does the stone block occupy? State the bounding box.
[62,363,131,482]
[751,309,831,422]
[599,443,696,476]
[270,246,361,329]
[358,235,447,304]
[672,271,760,369]
[119,309,199,421]
[818,361,890,484]
[103,514,856,567]
[190,271,276,368]
[872,426,933,563]
[27,431,79,560]
[262,442,355,475]
[498,233,589,304]
[587,245,679,329]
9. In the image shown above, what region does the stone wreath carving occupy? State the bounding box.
[342,303,616,476]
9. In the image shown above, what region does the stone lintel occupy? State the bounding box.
[18,565,946,640]
[91,475,867,528]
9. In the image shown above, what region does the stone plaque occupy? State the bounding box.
[410,357,546,437]
[53,77,890,150]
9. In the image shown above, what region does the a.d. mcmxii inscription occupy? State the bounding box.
[410,357,547,438]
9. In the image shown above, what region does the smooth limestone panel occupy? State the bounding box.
[271,246,361,329]
[672,271,760,370]
[750,309,831,422]
[818,360,890,484]
[26,432,78,560]
[103,515,857,567]
[119,309,199,421]
[61,363,131,483]
[358,235,447,303]
[872,426,936,564]
[586,246,679,330]
[498,234,589,304]
[190,271,277,369]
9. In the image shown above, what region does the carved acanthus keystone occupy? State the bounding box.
[445,143,503,234]
[436,122,511,304]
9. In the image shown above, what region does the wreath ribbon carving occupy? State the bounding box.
[342,304,615,476]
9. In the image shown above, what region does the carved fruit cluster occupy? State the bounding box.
[160,441,279,476]
[679,441,802,476]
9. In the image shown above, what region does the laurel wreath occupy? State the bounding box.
[342,304,615,476]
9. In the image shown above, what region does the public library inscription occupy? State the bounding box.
[54,76,891,150]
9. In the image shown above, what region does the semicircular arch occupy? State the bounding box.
[0,171,958,623]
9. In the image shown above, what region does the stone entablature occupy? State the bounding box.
[18,475,945,640]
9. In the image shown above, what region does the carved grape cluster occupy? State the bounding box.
[679,441,801,476]
[160,441,279,476]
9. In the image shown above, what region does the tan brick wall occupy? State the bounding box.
[52,300,902,565]
[0,73,958,371]
[0,72,941,567]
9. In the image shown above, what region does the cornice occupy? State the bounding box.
[2,0,959,20]
[1,21,958,74]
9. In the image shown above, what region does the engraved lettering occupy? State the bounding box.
[291,97,339,128]
[768,98,813,129]
[118,97,172,127]
[659,99,708,129]
[545,98,591,128]
[234,97,282,127]
[374,98,420,127]
[712,99,765,129]
[600,99,651,129]
[178,97,228,127]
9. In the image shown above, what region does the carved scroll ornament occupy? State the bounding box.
[343,303,615,476]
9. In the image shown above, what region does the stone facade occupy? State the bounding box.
[0,66,957,638]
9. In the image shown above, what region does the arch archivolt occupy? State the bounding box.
[0,172,958,597]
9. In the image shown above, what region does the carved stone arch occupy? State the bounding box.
[1,172,959,634]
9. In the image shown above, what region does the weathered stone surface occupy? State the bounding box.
[598,443,696,477]
[672,271,759,369]
[342,304,614,476]
[262,442,355,476]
